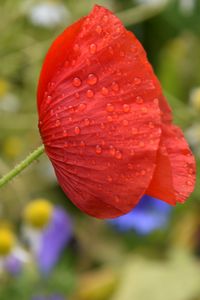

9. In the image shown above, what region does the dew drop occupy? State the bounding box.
[96,25,102,34]
[64,60,70,68]
[87,73,98,85]
[95,145,102,154]
[188,168,194,175]
[103,15,108,22]
[109,145,116,156]
[78,103,86,111]
[86,89,94,98]
[123,119,129,126]
[148,122,155,129]
[56,119,60,127]
[106,103,114,112]
[73,77,82,87]
[63,130,67,137]
[128,163,133,170]
[101,87,109,96]
[187,180,193,186]
[136,96,143,104]
[84,118,90,126]
[111,81,119,92]
[107,176,113,183]
[107,116,113,122]
[123,104,130,113]
[46,95,52,104]
[141,170,146,176]
[64,142,68,148]
[153,98,159,105]
[139,141,145,147]
[80,141,85,147]
[115,150,122,160]
[114,196,120,203]
[132,127,138,134]
[74,126,81,135]
[108,46,114,55]
[73,43,80,52]
[89,43,97,54]
[134,77,142,85]
[141,107,148,114]
[75,92,80,99]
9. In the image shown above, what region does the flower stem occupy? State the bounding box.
[0,145,45,188]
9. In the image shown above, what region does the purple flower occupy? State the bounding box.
[108,195,172,235]
[37,207,73,275]
[4,255,23,275]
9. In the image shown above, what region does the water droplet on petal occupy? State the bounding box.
[107,176,113,182]
[107,116,113,122]
[73,77,82,87]
[114,196,120,203]
[84,118,90,126]
[111,81,119,92]
[187,180,193,186]
[109,145,116,156]
[128,163,133,170]
[89,43,97,54]
[123,104,130,113]
[134,77,142,85]
[153,98,159,105]
[115,150,122,160]
[141,107,148,114]
[96,25,102,34]
[106,103,114,112]
[95,145,102,154]
[136,96,143,104]
[75,126,81,135]
[80,141,85,147]
[108,46,114,55]
[148,122,155,128]
[103,15,108,22]
[64,60,69,67]
[46,95,52,104]
[141,170,146,176]
[75,92,80,99]
[101,87,109,96]
[73,43,80,52]
[63,130,67,137]
[139,141,145,148]
[87,73,98,85]
[132,127,138,134]
[123,119,129,126]
[86,89,94,98]
[78,103,86,111]
[56,119,60,127]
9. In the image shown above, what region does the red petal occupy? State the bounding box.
[146,123,196,204]
[38,5,163,218]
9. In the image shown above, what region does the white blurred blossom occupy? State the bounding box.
[136,0,166,5]
[189,87,200,112]
[185,124,200,156]
[28,1,70,28]
[179,0,196,15]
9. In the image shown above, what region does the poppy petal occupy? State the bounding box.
[146,124,196,204]
[38,5,164,218]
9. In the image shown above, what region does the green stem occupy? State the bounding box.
[0,145,45,188]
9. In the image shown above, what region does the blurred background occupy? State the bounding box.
[0,0,200,299]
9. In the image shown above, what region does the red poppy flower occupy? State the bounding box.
[37,5,196,218]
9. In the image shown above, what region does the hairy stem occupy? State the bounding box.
[0,145,45,188]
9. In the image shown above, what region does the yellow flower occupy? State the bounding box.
[3,136,23,159]
[0,228,15,256]
[23,199,53,229]
[190,87,200,111]
[0,79,9,98]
